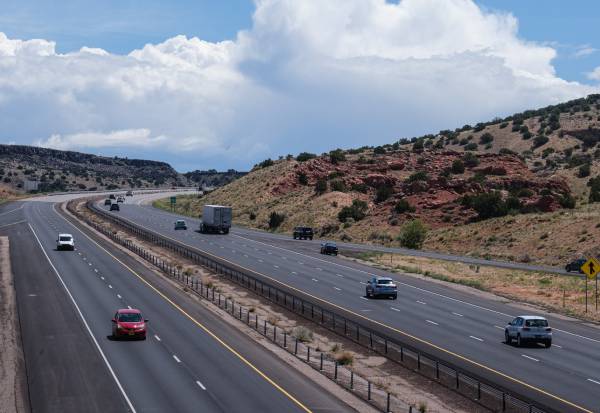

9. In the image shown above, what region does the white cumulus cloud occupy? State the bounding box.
[0,0,598,171]
[587,67,600,81]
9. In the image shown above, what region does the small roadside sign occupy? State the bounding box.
[581,257,600,280]
[170,196,176,205]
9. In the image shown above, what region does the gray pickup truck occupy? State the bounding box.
[365,276,397,299]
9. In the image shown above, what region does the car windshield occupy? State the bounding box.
[59,236,71,241]
[176,221,185,224]
[118,313,142,322]
[377,279,393,285]
[525,319,548,327]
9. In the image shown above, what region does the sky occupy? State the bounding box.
[0,0,599,172]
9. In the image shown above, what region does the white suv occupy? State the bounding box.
[57,233,75,251]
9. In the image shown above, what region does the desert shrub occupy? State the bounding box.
[451,159,465,174]
[258,158,274,168]
[395,199,415,213]
[375,185,394,203]
[588,176,600,203]
[473,123,485,132]
[499,122,509,129]
[406,171,429,182]
[296,152,316,162]
[479,133,494,144]
[559,193,576,209]
[329,149,346,164]
[350,182,369,193]
[515,188,534,198]
[77,183,86,190]
[338,199,368,222]
[532,135,549,149]
[268,212,285,229]
[315,178,327,194]
[293,326,313,343]
[522,131,533,140]
[470,191,507,219]
[330,179,347,192]
[373,146,386,155]
[541,147,555,158]
[459,138,469,146]
[463,152,479,167]
[464,142,478,151]
[499,148,517,155]
[578,163,591,178]
[335,351,354,366]
[328,171,345,179]
[249,212,256,220]
[297,172,308,185]
[397,219,427,249]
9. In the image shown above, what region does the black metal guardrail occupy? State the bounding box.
[78,199,554,413]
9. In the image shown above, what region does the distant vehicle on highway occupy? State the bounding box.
[112,309,148,340]
[565,258,586,273]
[320,241,338,256]
[110,203,120,211]
[109,194,116,200]
[174,219,187,230]
[126,190,133,196]
[505,316,552,348]
[104,199,112,206]
[200,205,232,234]
[117,196,125,203]
[293,226,313,240]
[365,276,397,299]
[56,233,75,251]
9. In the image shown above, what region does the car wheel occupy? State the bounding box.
[544,340,552,348]
[309,237,313,240]
[505,331,511,344]
[517,334,522,347]
[392,295,397,300]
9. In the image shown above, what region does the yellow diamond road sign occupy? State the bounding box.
[581,257,600,280]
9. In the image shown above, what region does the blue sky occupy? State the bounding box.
[0,0,599,171]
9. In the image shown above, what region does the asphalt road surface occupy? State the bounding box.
[0,197,355,413]
[109,193,600,413]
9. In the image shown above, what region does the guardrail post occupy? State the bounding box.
[356,325,360,342]
[307,346,310,363]
[477,382,481,400]
[369,332,373,349]
[435,360,439,379]
[502,393,506,411]
[239,306,242,320]
[295,338,298,355]
[334,362,338,381]
[255,314,258,329]
[264,320,267,335]
[320,353,323,370]
[283,332,287,348]
[385,339,388,354]
[367,381,371,400]
[350,371,354,389]
[344,319,347,336]
[456,371,460,389]
[273,325,276,342]
[386,393,390,412]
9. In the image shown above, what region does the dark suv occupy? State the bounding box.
[565,258,586,273]
[110,203,120,212]
[293,226,313,240]
[320,242,338,256]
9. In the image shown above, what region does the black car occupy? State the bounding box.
[109,194,116,200]
[565,258,586,273]
[320,242,338,256]
[293,226,313,240]
[104,199,112,206]
[110,203,120,211]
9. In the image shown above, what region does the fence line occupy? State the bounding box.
[72,199,554,413]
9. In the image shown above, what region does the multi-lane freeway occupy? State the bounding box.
[106,193,600,413]
[0,196,357,413]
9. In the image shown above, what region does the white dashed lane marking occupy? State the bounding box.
[416,300,427,305]
[426,320,438,325]
[334,287,341,291]
[521,355,539,362]
[173,355,181,363]
[469,335,484,342]
[390,307,401,312]
[196,381,207,390]
[117,294,122,299]
[588,378,600,385]
[452,312,463,317]
[154,335,161,341]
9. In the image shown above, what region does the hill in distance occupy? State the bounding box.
[0,144,244,195]
[162,94,600,266]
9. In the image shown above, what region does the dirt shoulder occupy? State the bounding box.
[0,236,29,413]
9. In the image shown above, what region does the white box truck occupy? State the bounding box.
[200,205,232,234]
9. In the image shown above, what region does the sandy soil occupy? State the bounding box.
[0,236,29,413]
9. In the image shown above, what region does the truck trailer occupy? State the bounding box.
[200,205,232,234]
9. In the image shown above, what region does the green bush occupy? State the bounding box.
[338,200,368,222]
[350,182,369,193]
[412,139,424,152]
[464,142,478,151]
[470,191,508,219]
[395,199,415,213]
[329,149,346,164]
[559,193,576,209]
[330,179,347,192]
[375,185,394,203]
[532,135,549,149]
[588,176,600,203]
[463,152,480,167]
[268,212,285,229]
[258,158,274,168]
[451,159,465,174]
[315,178,327,194]
[296,152,316,162]
[479,133,494,144]
[373,146,386,155]
[578,163,591,178]
[397,219,427,249]
[297,172,308,185]
[406,171,429,183]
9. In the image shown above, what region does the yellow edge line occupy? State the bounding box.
[118,212,592,413]
[57,204,312,413]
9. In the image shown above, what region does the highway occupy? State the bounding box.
[110,193,600,413]
[0,197,356,413]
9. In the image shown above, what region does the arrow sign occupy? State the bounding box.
[581,257,600,280]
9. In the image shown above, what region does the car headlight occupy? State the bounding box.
[116,324,123,329]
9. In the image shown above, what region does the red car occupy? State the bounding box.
[111,309,148,340]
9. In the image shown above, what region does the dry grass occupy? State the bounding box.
[350,251,600,323]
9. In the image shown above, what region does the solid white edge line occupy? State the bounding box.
[587,378,600,385]
[27,223,136,413]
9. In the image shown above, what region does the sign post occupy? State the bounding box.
[581,257,600,313]
[170,196,176,212]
